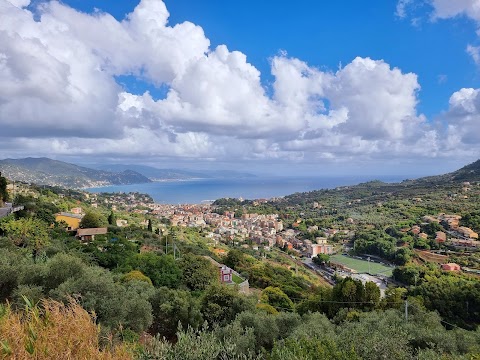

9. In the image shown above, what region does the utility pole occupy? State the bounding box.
[404,299,408,322]
[173,232,177,259]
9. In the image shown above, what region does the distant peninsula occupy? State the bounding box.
[0,158,256,189]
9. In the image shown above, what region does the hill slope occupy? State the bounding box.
[92,164,256,180]
[0,158,151,188]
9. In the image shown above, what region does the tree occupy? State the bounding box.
[364,281,380,310]
[79,211,107,229]
[121,270,152,286]
[178,253,218,291]
[260,286,294,312]
[42,253,87,291]
[149,287,203,339]
[331,277,365,312]
[394,247,413,265]
[107,210,117,226]
[313,253,330,265]
[125,253,181,288]
[0,173,7,206]
[147,219,153,232]
[223,249,246,270]
[381,287,407,309]
[200,284,255,326]
[52,266,153,333]
[0,218,50,259]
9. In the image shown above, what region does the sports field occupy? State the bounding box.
[330,255,393,276]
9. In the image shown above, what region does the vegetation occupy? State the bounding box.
[0,299,132,359]
[0,173,7,205]
[1,172,480,358]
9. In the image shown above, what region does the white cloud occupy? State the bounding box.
[430,0,480,21]
[443,88,480,145]
[467,44,480,64]
[0,0,444,165]
[396,0,413,18]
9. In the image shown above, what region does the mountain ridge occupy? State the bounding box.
[0,157,151,188]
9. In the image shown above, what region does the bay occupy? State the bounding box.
[86,175,406,204]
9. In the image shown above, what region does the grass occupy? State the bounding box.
[330,254,393,276]
[0,298,132,360]
[232,273,244,284]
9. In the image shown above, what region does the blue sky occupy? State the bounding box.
[2,0,480,176]
[60,0,478,119]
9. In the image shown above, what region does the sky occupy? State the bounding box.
[1,0,480,177]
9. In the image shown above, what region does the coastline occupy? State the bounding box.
[83,175,407,205]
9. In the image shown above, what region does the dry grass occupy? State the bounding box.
[0,298,133,360]
[414,250,448,264]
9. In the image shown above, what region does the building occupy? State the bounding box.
[116,219,128,227]
[441,263,461,271]
[457,227,478,239]
[411,225,421,235]
[308,243,334,258]
[435,231,446,243]
[76,227,108,242]
[55,212,83,231]
[204,256,233,283]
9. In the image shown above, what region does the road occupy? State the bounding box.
[0,207,11,218]
[350,273,387,297]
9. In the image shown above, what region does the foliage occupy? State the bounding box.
[178,253,219,291]
[223,249,247,270]
[260,286,294,312]
[200,284,255,326]
[0,217,50,258]
[124,253,181,288]
[139,326,260,360]
[80,211,107,229]
[122,270,153,286]
[149,287,203,340]
[313,253,330,265]
[0,174,7,203]
[108,211,117,226]
[51,266,153,332]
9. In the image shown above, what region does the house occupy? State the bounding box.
[76,227,108,242]
[418,232,428,240]
[411,225,421,235]
[204,256,233,283]
[308,243,334,258]
[55,212,83,231]
[441,263,461,271]
[457,227,478,239]
[435,231,446,243]
[116,219,128,227]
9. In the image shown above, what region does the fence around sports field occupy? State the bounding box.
[330,254,393,276]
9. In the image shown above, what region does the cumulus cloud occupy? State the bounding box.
[0,0,441,164]
[443,88,480,145]
[394,0,480,159]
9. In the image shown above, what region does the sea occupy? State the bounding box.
[86,175,406,204]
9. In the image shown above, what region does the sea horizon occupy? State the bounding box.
[86,174,408,204]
